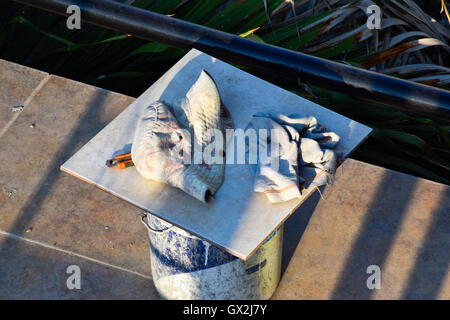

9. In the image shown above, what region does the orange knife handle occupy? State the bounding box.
[117,159,134,169]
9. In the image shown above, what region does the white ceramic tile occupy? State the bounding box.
[61,49,372,260]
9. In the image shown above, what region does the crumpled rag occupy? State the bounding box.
[246,111,341,203]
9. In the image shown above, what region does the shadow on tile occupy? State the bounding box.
[401,188,450,299]
[281,187,323,277]
[0,234,159,300]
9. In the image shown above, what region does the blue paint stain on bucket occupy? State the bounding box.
[146,214,237,280]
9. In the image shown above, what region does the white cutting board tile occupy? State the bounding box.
[61,49,372,260]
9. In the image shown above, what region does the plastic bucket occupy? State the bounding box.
[142,212,283,300]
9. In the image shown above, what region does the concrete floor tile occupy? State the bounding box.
[273,159,449,300]
[0,59,48,132]
[0,234,159,299]
[0,74,153,277]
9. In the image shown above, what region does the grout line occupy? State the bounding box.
[0,230,153,280]
[0,74,51,140]
[0,111,21,140]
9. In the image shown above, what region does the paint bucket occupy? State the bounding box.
[141,212,283,300]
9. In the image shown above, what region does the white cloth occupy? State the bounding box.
[246,111,341,203]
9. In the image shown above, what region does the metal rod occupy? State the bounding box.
[13,0,450,122]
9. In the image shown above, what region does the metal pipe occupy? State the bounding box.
[13,0,450,122]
